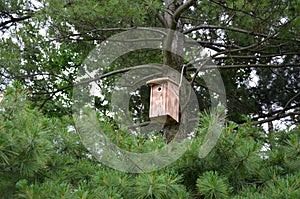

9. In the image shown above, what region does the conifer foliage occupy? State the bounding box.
[0,86,299,198]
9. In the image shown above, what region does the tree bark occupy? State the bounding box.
[159,0,197,142]
[162,0,185,71]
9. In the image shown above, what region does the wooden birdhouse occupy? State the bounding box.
[146,77,179,124]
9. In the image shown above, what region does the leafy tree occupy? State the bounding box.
[1,0,299,126]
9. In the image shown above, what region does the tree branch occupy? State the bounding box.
[184,24,268,37]
[0,15,32,30]
[173,0,197,25]
[214,52,300,60]
[156,13,168,28]
[33,64,163,96]
[58,27,167,41]
[189,57,212,84]
[187,63,300,71]
[164,0,197,67]
[282,93,300,112]
[251,111,300,125]
[212,35,276,58]
[14,72,73,84]
[165,0,198,31]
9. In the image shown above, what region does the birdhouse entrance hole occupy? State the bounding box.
[157,86,162,92]
[146,77,179,124]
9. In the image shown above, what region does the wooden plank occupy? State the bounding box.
[166,82,179,122]
[149,83,166,118]
[147,77,180,123]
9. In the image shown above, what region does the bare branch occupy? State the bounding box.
[209,0,267,21]
[109,38,162,43]
[251,111,300,125]
[58,27,168,41]
[156,13,168,28]
[282,93,300,112]
[187,63,300,71]
[127,121,151,129]
[211,29,279,58]
[14,72,73,84]
[184,24,268,37]
[189,57,212,84]
[33,64,163,96]
[214,52,300,60]
[0,15,32,30]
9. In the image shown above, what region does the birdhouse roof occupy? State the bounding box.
[146,77,178,86]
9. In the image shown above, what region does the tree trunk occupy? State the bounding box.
[161,0,186,142]
[163,0,185,71]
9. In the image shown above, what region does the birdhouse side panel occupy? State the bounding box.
[166,83,179,122]
[149,84,167,118]
[167,95,179,122]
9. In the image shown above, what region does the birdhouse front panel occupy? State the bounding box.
[147,77,179,123]
[149,83,167,118]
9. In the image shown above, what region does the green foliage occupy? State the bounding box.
[0,85,52,197]
[0,87,299,198]
[1,0,300,198]
[0,86,92,198]
[129,172,188,199]
[196,171,232,198]
[167,111,300,198]
[1,0,299,125]
[46,0,163,39]
[262,173,300,198]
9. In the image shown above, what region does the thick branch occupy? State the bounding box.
[168,0,197,30]
[164,0,197,67]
